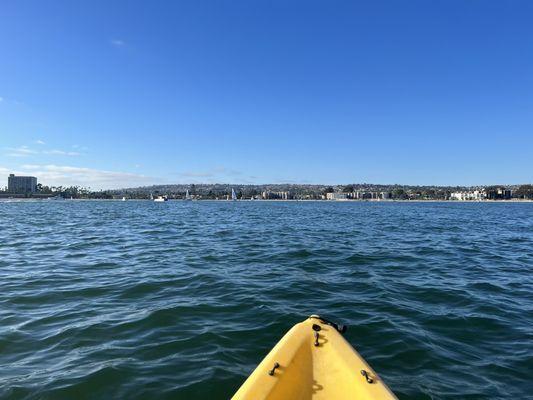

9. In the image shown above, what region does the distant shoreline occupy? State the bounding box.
[1,198,532,203]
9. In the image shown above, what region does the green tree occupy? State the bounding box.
[515,184,533,199]
[342,184,354,193]
[392,189,407,199]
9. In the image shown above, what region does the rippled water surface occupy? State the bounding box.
[0,200,532,399]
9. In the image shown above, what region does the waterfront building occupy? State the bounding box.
[326,192,347,200]
[449,192,461,200]
[7,174,37,193]
[450,190,486,201]
[486,187,512,200]
[262,191,291,200]
[345,191,385,200]
[349,191,371,200]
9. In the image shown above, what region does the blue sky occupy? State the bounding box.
[1,1,532,189]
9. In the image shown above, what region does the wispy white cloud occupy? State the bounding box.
[4,144,82,157]
[19,164,155,190]
[0,96,22,105]
[43,149,80,156]
[5,146,38,157]
[0,166,14,178]
[110,39,125,47]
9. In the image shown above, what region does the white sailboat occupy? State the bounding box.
[231,188,237,201]
[185,189,192,201]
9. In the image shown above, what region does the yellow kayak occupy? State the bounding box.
[232,315,398,400]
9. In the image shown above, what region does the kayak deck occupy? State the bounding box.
[232,316,397,400]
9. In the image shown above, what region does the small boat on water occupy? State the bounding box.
[122,197,126,201]
[153,195,168,202]
[185,189,192,201]
[46,195,64,201]
[231,188,237,201]
[232,315,397,400]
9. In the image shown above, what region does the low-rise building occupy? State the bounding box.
[262,191,290,200]
[486,188,512,200]
[326,192,347,200]
[450,190,486,201]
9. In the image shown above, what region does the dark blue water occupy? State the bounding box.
[0,200,532,399]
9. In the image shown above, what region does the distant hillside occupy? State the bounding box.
[112,183,482,195]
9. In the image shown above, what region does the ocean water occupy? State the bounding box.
[0,200,531,399]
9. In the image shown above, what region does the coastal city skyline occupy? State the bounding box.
[3,173,532,201]
[2,2,532,189]
[0,165,533,191]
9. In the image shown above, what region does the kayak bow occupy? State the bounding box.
[232,315,397,399]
